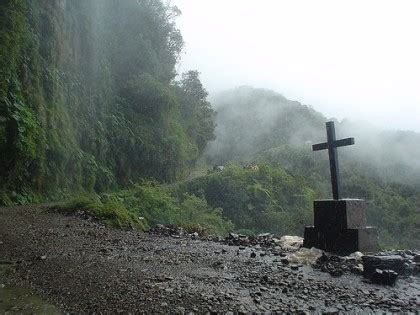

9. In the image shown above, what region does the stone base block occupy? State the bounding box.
[314,199,367,232]
[362,255,405,278]
[303,226,379,255]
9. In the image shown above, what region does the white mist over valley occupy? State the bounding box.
[175,0,420,132]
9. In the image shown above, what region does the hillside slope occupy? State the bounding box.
[0,0,214,204]
[207,86,420,187]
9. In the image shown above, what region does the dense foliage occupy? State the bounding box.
[59,182,233,236]
[0,0,215,204]
[172,164,419,248]
[174,164,314,236]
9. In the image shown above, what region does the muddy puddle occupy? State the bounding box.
[0,263,62,314]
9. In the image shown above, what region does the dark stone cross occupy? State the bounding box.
[303,121,379,254]
[312,121,354,200]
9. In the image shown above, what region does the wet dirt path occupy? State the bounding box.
[0,205,418,313]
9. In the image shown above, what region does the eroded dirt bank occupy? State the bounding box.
[0,206,418,313]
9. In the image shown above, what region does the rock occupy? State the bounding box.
[318,253,329,263]
[40,255,47,260]
[290,265,300,271]
[348,251,363,259]
[250,252,256,258]
[351,263,364,274]
[329,269,344,277]
[212,261,224,268]
[313,253,354,276]
[323,307,339,314]
[223,232,304,248]
[276,235,304,250]
[228,233,239,239]
[148,224,185,237]
[389,306,401,312]
[413,254,420,263]
[370,269,398,286]
[288,247,323,265]
[362,255,405,278]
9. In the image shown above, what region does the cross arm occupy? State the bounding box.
[312,137,355,151]
[334,137,355,148]
[312,142,328,151]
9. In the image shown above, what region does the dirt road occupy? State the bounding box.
[0,205,418,313]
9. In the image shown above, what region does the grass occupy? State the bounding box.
[56,195,145,230]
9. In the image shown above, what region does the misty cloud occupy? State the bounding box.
[175,0,420,132]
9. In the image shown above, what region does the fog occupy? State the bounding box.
[175,0,420,132]
[205,86,420,187]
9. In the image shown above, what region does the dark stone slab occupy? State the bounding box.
[362,255,405,278]
[314,199,367,232]
[303,226,379,255]
[370,269,398,286]
[303,226,320,249]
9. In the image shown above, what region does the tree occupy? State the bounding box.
[177,71,216,155]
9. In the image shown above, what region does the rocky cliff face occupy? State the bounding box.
[0,0,206,204]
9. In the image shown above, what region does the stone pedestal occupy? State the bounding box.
[303,199,379,255]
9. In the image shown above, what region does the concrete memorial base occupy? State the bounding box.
[303,199,379,255]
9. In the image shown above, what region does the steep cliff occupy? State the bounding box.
[0,0,214,204]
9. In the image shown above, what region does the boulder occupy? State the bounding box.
[362,255,405,278]
[370,269,398,286]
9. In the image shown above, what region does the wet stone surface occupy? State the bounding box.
[0,205,419,313]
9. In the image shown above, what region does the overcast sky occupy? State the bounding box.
[174,0,420,132]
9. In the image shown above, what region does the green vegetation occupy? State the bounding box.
[174,164,314,236]
[0,0,215,203]
[58,182,233,235]
[170,163,418,248]
[59,195,145,230]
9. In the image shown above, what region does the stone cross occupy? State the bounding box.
[312,121,354,200]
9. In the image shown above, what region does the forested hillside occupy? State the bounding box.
[207,86,420,187]
[200,87,419,248]
[0,0,214,204]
